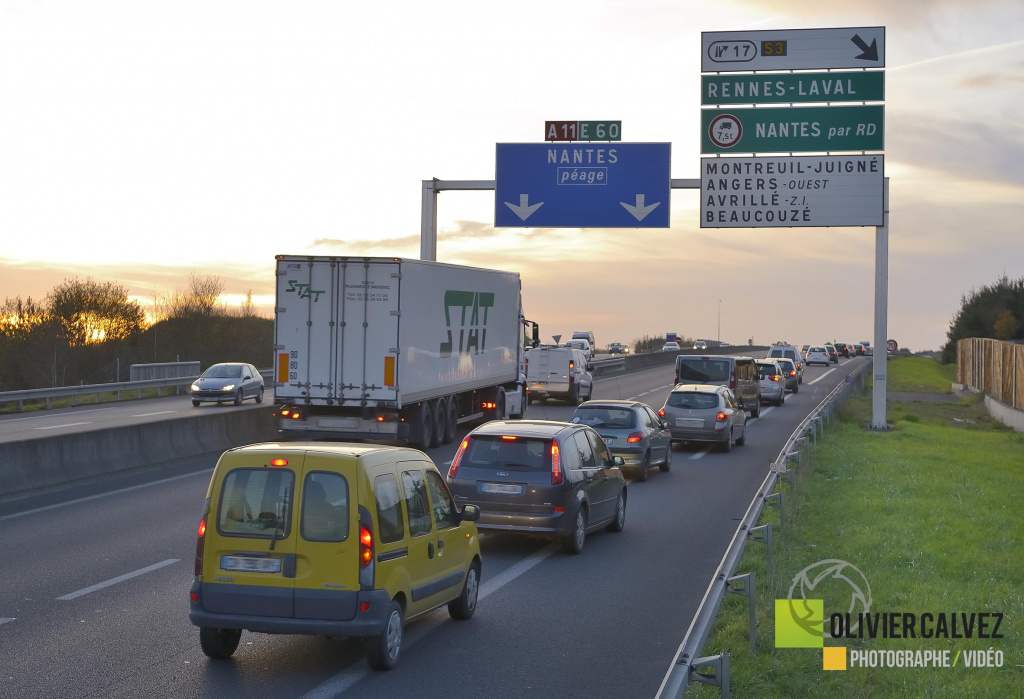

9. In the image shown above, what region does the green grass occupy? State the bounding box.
[690,360,1024,698]
[885,356,958,393]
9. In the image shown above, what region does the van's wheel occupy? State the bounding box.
[430,398,446,448]
[199,627,241,659]
[570,385,581,406]
[366,601,403,670]
[233,390,243,406]
[750,400,760,418]
[562,506,587,554]
[448,561,480,620]
[443,398,458,444]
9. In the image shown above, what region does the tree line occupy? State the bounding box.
[941,275,1023,364]
[0,274,272,391]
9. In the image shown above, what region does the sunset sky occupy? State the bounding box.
[2,0,1022,353]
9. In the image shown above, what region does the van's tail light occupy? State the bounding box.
[730,378,736,389]
[359,525,373,567]
[627,432,644,443]
[448,438,469,480]
[715,412,728,421]
[550,441,562,485]
[194,518,206,576]
[569,361,574,369]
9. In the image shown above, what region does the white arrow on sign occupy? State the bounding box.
[504,194,544,221]
[620,194,661,222]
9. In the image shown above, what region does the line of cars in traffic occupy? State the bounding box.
[187,342,842,670]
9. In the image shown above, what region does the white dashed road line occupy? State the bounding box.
[689,447,712,460]
[302,543,560,698]
[58,559,180,601]
[34,422,91,430]
[0,618,15,626]
[0,407,115,423]
[132,410,178,417]
[808,369,836,385]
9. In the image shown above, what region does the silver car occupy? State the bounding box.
[190,363,265,406]
[756,360,786,406]
[571,400,672,482]
[658,384,747,453]
[774,357,799,393]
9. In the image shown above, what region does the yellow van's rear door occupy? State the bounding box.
[293,453,361,621]
[201,454,301,617]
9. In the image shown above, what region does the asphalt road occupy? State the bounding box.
[0,357,863,698]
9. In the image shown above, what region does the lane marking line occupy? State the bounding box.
[301,543,560,698]
[0,407,116,423]
[808,369,836,385]
[0,470,212,523]
[132,411,178,417]
[0,618,14,626]
[58,559,180,601]
[689,447,712,460]
[34,422,91,430]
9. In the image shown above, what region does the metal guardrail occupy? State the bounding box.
[0,369,274,411]
[657,360,871,698]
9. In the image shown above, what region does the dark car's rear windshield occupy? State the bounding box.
[666,392,719,409]
[756,364,778,378]
[676,358,730,382]
[573,407,637,429]
[462,436,551,471]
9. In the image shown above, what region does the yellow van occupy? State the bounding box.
[188,442,482,670]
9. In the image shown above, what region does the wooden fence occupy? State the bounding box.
[957,338,1024,409]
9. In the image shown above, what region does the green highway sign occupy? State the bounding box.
[701,105,884,154]
[702,71,884,105]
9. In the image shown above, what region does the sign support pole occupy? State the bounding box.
[871,177,889,429]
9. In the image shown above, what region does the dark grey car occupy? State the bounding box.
[658,384,747,453]
[190,363,265,406]
[570,400,672,482]
[446,420,627,554]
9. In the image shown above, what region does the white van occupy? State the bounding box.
[526,346,594,405]
[563,339,593,361]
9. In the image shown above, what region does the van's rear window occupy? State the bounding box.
[461,436,551,471]
[218,468,294,538]
[676,359,729,382]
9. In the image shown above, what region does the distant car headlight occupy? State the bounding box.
[222,384,235,391]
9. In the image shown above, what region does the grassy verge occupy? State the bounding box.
[885,355,957,393]
[690,363,1023,698]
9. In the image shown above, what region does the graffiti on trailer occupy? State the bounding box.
[441,291,494,357]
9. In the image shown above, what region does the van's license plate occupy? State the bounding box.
[221,555,282,573]
[480,483,523,495]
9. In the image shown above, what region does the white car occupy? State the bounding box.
[806,346,831,366]
[662,341,681,352]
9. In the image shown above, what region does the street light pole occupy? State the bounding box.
[717,299,721,344]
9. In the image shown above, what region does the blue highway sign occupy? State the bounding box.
[495,142,671,228]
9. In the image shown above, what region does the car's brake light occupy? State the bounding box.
[194,518,206,576]
[790,370,797,377]
[627,432,644,443]
[716,412,727,421]
[658,409,665,417]
[359,525,373,567]
[270,458,288,467]
[551,441,562,485]
[771,375,780,382]
[448,438,469,480]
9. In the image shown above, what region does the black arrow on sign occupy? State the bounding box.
[851,34,878,61]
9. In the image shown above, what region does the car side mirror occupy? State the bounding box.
[587,363,594,371]
[662,420,671,429]
[612,455,625,466]
[460,504,480,522]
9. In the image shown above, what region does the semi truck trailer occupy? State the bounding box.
[273,255,539,448]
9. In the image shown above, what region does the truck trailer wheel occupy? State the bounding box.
[443,398,458,444]
[430,398,446,448]
[412,402,433,451]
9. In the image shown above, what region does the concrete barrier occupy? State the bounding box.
[0,407,279,498]
[605,346,772,375]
